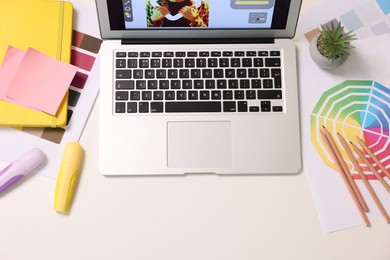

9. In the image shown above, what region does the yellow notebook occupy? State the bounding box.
[0,0,73,127]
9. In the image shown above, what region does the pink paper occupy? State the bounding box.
[5,48,78,115]
[0,46,26,103]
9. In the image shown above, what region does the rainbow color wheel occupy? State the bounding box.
[311,80,390,180]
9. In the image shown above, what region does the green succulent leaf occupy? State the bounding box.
[318,22,357,61]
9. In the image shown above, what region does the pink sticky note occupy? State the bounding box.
[0,46,26,103]
[6,48,78,115]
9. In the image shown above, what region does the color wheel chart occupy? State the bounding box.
[311,80,390,180]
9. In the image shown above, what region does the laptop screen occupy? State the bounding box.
[96,0,302,39]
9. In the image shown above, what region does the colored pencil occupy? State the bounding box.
[322,127,368,212]
[337,133,390,223]
[319,127,370,226]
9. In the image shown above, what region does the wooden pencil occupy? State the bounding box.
[356,136,390,180]
[322,127,368,212]
[337,133,390,223]
[319,128,370,226]
[350,141,390,194]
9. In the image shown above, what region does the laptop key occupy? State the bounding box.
[234,90,244,100]
[211,90,221,100]
[136,80,146,89]
[223,101,236,112]
[273,106,283,112]
[177,91,187,100]
[153,91,163,100]
[116,80,134,89]
[223,51,233,57]
[128,59,137,68]
[127,102,137,113]
[139,102,149,113]
[140,52,150,57]
[272,68,282,88]
[175,52,185,57]
[116,70,131,79]
[115,102,126,113]
[116,59,126,68]
[128,52,138,57]
[165,91,175,100]
[116,52,126,57]
[115,91,129,100]
[162,59,172,68]
[200,90,210,100]
[130,91,140,100]
[237,101,248,112]
[258,90,282,99]
[152,52,162,57]
[133,70,143,79]
[165,101,221,112]
[151,102,163,113]
[139,59,149,68]
[179,69,190,78]
[261,101,271,112]
[205,80,215,89]
[223,90,233,100]
[182,80,192,89]
[265,58,281,67]
[188,91,198,100]
[164,52,174,57]
[142,91,152,100]
[263,79,273,88]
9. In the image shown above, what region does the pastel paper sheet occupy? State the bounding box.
[4,47,77,115]
[0,46,25,103]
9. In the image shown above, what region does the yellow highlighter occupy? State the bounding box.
[54,142,84,214]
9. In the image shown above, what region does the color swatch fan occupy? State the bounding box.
[311,80,390,179]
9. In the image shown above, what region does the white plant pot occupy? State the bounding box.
[309,32,348,70]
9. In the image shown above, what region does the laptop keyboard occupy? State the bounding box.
[114,49,284,114]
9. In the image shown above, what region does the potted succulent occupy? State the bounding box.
[310,22,357,69]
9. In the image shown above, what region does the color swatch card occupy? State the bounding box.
[295,0,390,53]
[298,35,390,233]
[1,47,77,115]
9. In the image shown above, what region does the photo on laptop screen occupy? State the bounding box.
[104,0,294,35]
[121,0,275,28]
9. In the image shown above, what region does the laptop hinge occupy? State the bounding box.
[121,38,275,45]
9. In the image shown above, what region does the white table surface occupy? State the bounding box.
[1,0,389,259]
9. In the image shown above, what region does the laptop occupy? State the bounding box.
[95,0,302,175]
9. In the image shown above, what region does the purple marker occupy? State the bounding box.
[0,148,45,194]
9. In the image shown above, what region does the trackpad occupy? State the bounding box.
[167,121,232,168]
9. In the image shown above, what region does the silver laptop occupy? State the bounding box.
[96,0,302,175]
